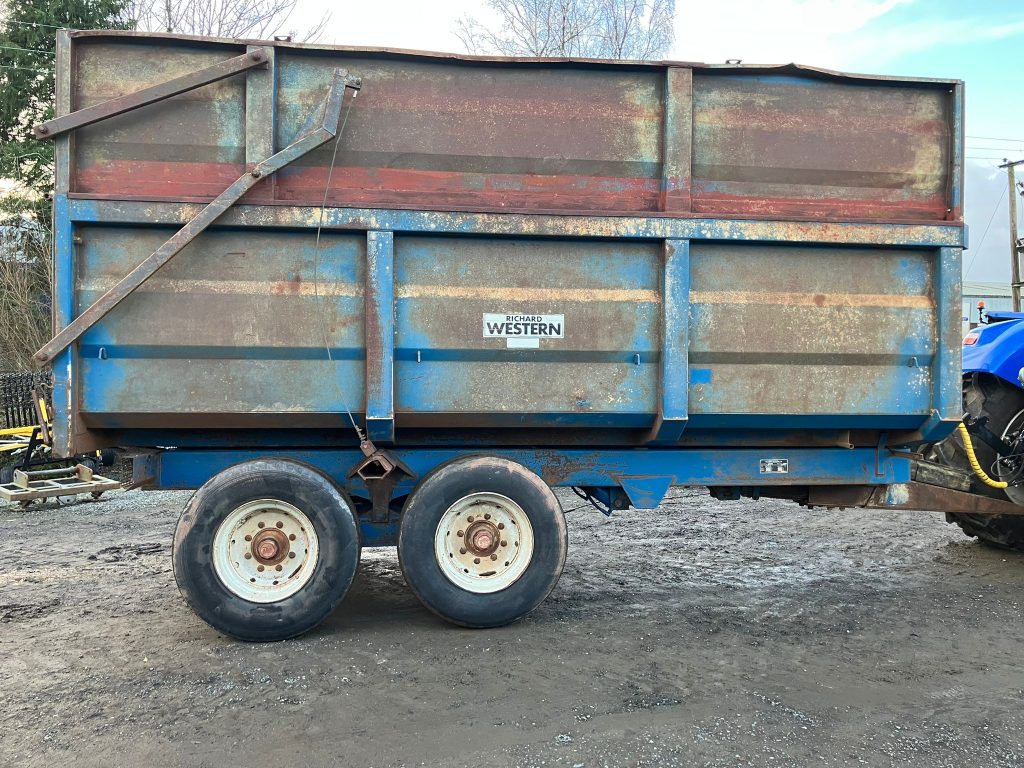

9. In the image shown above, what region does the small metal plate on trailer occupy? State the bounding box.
[483,313,564,349]
[760,458,789,474]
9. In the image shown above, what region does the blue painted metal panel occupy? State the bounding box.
[155,446,910,493]
[687,243,937,420]
[392,236,660,423]
[72,227,368,421]
[918,246,963,442]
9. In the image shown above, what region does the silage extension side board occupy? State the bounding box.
[48,31,964,523]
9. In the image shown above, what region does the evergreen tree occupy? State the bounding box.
[0,0,133,222]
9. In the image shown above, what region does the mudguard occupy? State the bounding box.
[963,312,1024,389]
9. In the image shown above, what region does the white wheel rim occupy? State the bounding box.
[213,499,319,603]
[434,492,535,594]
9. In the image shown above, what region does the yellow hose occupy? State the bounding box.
[957,422,1008,488]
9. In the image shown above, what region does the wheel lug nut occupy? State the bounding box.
[497,523,504,530]
[275,564,282,571]
[490,554,498,561]
[257,565,265,572]
[257,521,265,528]
[276,521,284,528]
[484,513,491,520]
[473,558,480,564]
[459,548,467,554]
[289,552,296,559]
[244,534,252,541]
[457,530,464,537]
[244,553,252,559]
[467,515,474,522]
[289,534,296,541]
[501,540,507,547]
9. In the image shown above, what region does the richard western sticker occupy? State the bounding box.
[483,313,564,349]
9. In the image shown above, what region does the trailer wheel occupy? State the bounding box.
[930,374,1024,551]
[172,459,360,641]
[398,456,567,628]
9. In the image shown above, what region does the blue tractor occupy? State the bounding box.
[933,311,1024,549]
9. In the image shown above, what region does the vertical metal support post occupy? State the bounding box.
[947,82,964,223]
[660,67,693,213]
[246,44,277,200]
[907,246,963,446]
[51,30,75,457]
[934,247,963,423]
[365,231,395,443]
[649,239,690,442]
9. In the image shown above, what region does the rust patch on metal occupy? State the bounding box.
[395,285,660,303]
[691,290,932,309]
[78,277,364,297]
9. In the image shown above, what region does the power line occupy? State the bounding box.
[0,63,53,72]
[965,184,1009,278]
[968,135,1024,144]
[967,145,1024,152]
[0,20,68,30]
[0,44,54,55]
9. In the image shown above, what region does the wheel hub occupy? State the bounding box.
[252,528,289,565]
[465,521,499,556]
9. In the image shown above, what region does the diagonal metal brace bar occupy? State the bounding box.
[34,48,273,140]
[34,69,362,367]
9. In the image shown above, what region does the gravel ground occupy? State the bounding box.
[1,487,1023,767]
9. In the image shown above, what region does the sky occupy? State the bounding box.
[283,0,1024,284]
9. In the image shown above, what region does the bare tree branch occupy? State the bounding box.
[456,0,674,59]
[128,0,330,41]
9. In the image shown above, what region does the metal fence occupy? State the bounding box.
[0,371,50,430]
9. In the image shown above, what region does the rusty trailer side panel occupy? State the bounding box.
[48,31,964,460]
[67,32,960,222]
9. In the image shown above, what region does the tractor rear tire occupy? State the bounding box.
[931,373,1024,551]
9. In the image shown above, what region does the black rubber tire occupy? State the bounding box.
[172,459,360,641]
[398,456,567,628]
[930,373,1024,551]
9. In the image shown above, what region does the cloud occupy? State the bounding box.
[672,1,1024,72]
[671,0,913,68]
[838,16,1024,68]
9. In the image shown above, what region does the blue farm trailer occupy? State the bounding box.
[30,30,1011,641]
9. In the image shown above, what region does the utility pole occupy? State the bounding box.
[1001,158,1024,311]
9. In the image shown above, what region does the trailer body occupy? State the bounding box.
[43,31,967,534]
[33,30,974,638]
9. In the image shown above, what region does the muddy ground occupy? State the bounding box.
[1,487,1023,768]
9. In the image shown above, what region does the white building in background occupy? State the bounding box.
[963,280,1014,334]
